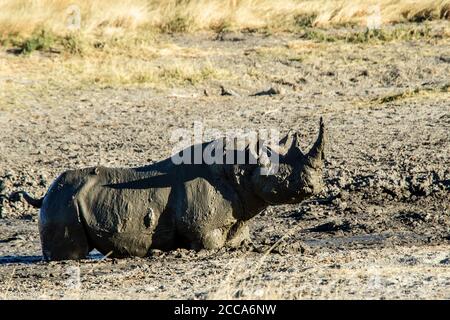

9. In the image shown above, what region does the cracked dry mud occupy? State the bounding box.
[0,31,449,299]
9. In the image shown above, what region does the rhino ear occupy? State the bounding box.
[245,136,263,163]
[275,130,294,155]
[257,145,272,168]
[285,132,304,159]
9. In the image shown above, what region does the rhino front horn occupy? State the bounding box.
[306,117,326,169]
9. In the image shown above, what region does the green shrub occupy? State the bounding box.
[61,34,85,55]
[18,30,54,54]
[161,15,193,33]
[294,13,316,28]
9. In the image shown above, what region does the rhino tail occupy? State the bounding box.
[9,191,44,208]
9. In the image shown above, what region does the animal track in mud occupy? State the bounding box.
[394,211,429,227]
[309,220,352,233]
[325,169,449,203]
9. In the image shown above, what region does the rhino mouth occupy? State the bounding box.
[261,186,314,205]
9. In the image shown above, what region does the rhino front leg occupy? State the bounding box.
[198,228,228,250]
[198,221,250,250]
[225,221,250,248]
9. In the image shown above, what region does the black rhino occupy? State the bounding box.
[13,119,326,261]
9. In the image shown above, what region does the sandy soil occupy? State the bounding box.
[0,31,449,299]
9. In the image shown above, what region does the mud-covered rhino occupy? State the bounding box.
[14,119,326,261]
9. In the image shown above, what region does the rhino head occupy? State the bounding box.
[250,118,326,205]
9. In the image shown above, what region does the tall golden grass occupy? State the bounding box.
[0,0,449,38]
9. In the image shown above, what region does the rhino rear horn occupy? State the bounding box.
[306,117,325,168]
[285,131,304,159]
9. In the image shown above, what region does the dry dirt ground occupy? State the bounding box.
[0,28,449,299]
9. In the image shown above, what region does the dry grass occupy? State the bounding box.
[0,0,449,39]
[207,243,450,299]
[0,50,232,106]
[0,1,448,106]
